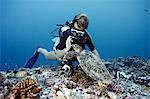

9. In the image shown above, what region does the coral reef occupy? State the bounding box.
[15,70,27,78]
[7,77,42,99]
[71,68,95,88]
[0,73,5,86]
[0,56,149,99]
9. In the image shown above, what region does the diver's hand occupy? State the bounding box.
[63,51,79,61]
[64,36,73,51]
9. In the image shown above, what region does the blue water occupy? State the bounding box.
[0,0,150,71]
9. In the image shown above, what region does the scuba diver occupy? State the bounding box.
[24,13,100,73]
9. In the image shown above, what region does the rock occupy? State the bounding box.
[61,64,71,76]
[61,85,71,98]
[33,67,42,74]
[71,69,94,88]
[55,90,65,98]
[145,66,150,74]
[144,86,150,93]
[45,78,54,87]
[8,77,42,98]
[146,82,150,87]
[134,76,150,86]
[0,94,4,99]
[1,56,150,99]
[83,92,93,99]
[40,95,48,99]
[15,70,27,78]
[107,92,117,99]
[0,73,5,86]
[116,71,132,79]
[40,90,49,99]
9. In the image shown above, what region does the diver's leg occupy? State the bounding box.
[37,48,66,60]
[24,49,39,68]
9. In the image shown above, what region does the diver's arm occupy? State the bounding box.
[86,30,101,60]
[92,48,101,60]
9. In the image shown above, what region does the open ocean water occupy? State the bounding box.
[0,0,150,71]
[0,1,150,99]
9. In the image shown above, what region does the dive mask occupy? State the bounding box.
[71,28,85,37]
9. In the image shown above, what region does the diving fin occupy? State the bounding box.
[24,50,39,68]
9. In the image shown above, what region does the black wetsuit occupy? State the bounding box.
[55,26,95,70]
[56,28,95,51]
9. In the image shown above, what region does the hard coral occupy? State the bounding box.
[71,69,94,88]
[7,77,42,99]
[106,83,124,94]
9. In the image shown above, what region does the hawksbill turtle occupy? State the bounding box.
[63,44,112,84]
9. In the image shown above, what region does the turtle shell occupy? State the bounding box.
[72,44,112,83]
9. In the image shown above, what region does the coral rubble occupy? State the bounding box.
[0,56,149,99]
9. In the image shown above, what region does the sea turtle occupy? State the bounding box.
[63,44,112,83]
